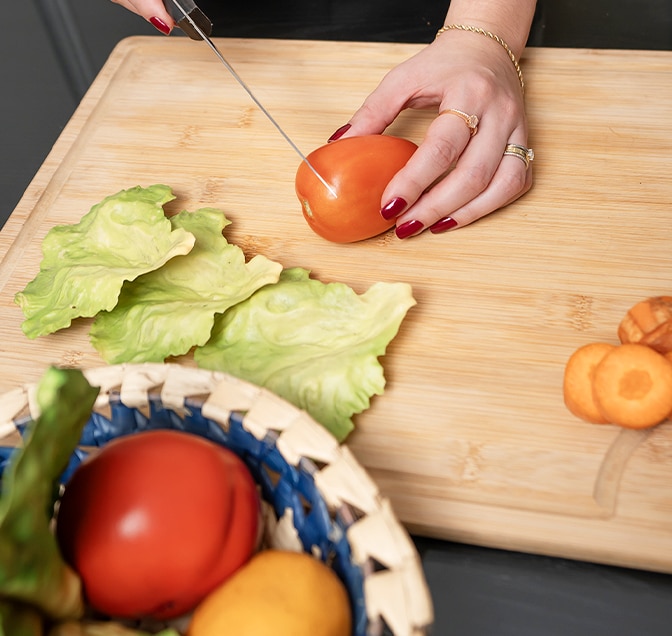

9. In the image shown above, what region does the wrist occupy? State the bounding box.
[435,24,526,92]
[442,0,537,59]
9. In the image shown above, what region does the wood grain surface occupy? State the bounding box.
[1,37,671,572]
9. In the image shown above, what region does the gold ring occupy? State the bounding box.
[438,108,479,136]
[503,143,535,169]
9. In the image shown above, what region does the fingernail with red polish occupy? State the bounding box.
[381,197,407,220]
[328,124,351,142]
[429,216,458,234]
[396,219,424,239]
[150,16,171,35]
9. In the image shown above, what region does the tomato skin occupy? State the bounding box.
[295,134,418,243]
[55,430,260,620]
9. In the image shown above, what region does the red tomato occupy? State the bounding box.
[295,134,418,243]
[55,430,260,620]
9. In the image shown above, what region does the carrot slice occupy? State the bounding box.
[618,296,672,354]
[563,343,616,424]
[593,343,672,429]
[667,352,672,420]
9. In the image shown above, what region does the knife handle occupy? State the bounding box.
[163,0,213,40]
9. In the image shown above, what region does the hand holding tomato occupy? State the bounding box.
[55,430,260,620]
[328,18,534,239]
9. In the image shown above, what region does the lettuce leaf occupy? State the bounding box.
[15,185,195,339]
[89,208,282,363]
[194,268,416,441]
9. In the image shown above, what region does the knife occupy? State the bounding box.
[163,0,336,197]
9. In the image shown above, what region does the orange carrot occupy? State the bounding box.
[563,343,616,424]
[667,352,672,420]
[592,343,672,429]
[618,296,672,354]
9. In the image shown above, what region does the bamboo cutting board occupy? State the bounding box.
[1,38,671,573]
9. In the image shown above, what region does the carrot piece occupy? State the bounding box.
[618,296,672,354]
[593,343,672,429]
[667,352,672,420]
[563,343,616,424]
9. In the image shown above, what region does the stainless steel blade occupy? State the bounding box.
[166,0,336,197]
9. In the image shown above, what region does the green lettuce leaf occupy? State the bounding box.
[194,268,416,441]
[15,185,195,338]
[0,367,99,622]
[89,208,283,364]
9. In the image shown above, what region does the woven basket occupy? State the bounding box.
[0,363,433,636]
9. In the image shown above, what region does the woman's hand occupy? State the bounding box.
[111,0,175,34]
[330,28,533,239]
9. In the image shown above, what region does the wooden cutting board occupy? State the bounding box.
[1,37,671,573]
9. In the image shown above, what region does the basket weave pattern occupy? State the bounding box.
[0,363,433,636]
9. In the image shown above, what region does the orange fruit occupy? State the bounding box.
[187,549,352,636]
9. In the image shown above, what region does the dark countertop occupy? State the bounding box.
[200,0,672,51]
[2,2,672,634]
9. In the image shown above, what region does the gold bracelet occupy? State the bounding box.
[436,23,525,92]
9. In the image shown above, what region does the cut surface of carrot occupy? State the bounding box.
[593,343,672,429]
[618,296,672,354]
[563,342,616,424]
[667,352,672,419]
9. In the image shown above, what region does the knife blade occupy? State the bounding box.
[163,0,336,197]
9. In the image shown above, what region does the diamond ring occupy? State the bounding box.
[503,143,535,169]
[438,108,479,136]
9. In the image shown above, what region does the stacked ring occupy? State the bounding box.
[438,108,479,136]
[504,143,535,169]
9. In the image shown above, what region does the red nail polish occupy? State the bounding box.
[429,216,458,234]
[381,197,408,220]
[150,16,171,35]
[328,124,351,142]
[395,219,424,239]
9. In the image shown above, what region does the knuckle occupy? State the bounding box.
[469,72,497,102]
[427,136,461,169]
[462,162,490,193]
[353,98,395,130]
[500,168,528,198]
[393,170,425,200]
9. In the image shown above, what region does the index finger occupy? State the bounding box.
[114,0,174,30]
[335,68,414,138]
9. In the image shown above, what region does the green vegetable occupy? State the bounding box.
[0,599,44,636]
[89,207,282,363]
[47,621,180,636]
[0,367,99,622]
[15,185,195,338]
[15,183,417,440]
[194,268,416,440]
